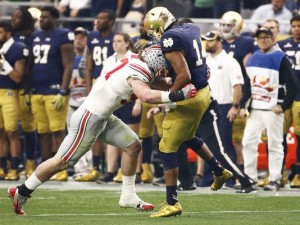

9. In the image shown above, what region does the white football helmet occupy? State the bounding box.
[219,11,243,39]
[144,7,176,41]
[141,44,166,76]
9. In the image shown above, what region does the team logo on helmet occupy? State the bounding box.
[219,11,243,40]
[144,7,176,41]
[141,44,166,76]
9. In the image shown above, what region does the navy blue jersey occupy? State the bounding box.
[29,28,74,93]
[278,37,300,100]
[87,31,115,79]
[223,35,257,77]
[12,30,38,47]
[0,41,28,89]
[160,23,208,90]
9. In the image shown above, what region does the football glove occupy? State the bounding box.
[0,53,13,75]
[168,84,197,102]
[51,94,66,111]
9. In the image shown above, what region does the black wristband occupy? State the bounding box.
[168,90,185,102]
[232,103,239,109]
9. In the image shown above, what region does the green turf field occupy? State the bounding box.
[1,189,300,225]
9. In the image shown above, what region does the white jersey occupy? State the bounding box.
[83,54,152,118]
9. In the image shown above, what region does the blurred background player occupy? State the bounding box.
[26,6,74,181]
[10,7,38,179]
[0,21,28,180]
[76,10,116,181]
[219,11,257,188]
[278,14,300,188]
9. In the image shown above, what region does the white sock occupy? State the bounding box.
[25,173,43,190]
[121,174,136,196]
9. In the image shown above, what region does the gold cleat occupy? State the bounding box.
[50,170,68,181]
[114,168,122,183]
[211,169,233,191]
[141,163,153,183]
[74,168,101,182]
[25,160,35,179]
[258,177,269,187]
[0,168,6,180]
[150,202,182,218]
[280,173,289,188]
[290,174,300,188]
[5,169,20,181]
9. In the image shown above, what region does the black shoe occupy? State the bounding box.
[96,172,114,184]
[236,184,258,193]
[177,182,197,191]
[152,178,165,186]
[263,181,280,191]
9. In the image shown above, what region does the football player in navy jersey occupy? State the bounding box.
[10,7,38,179]
[27,6,74,181]
[0,21,28,180]
[278,14,300,188]
[219,11,257,178]
[144,7,233,217]
[82,10,116,181]
[86,9,115,92]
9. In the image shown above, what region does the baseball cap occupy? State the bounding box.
[74,27,88,36]
[255,26,273,37]
[201,31,222,41]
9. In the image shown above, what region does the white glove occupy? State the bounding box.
[0,54,13,75]
[181,83,197,99]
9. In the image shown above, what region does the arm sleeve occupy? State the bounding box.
[279,56,299,110]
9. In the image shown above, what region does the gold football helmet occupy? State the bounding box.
[144,7,176,40]
[219,11,243,39]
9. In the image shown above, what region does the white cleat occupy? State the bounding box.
[119,194,155,211]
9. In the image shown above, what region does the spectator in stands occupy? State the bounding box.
[91,0,124,17]
[190,0,214,19]
[214,0,240,18]
[247,0,292,34]
[57,0,92,30]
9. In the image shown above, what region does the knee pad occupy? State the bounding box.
[184,137,204,152]
[160,152,178,171]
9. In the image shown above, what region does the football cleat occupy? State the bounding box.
[211,169,233,191]
[5,169,20,181]
[141,163,153,183]
[258,176,269,187]
[114,168,123,183]
[290,174,300,188]
[150,202,182,218]
[74,168,101,182]
[119,194,154,211]
[25,160,35,179]
[263,181,280,191]
[50,170,68,181]
[8,187,29,215]
[0,168,6,180]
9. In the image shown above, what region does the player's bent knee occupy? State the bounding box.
[161,152,178,171]
[124,140,142,156]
